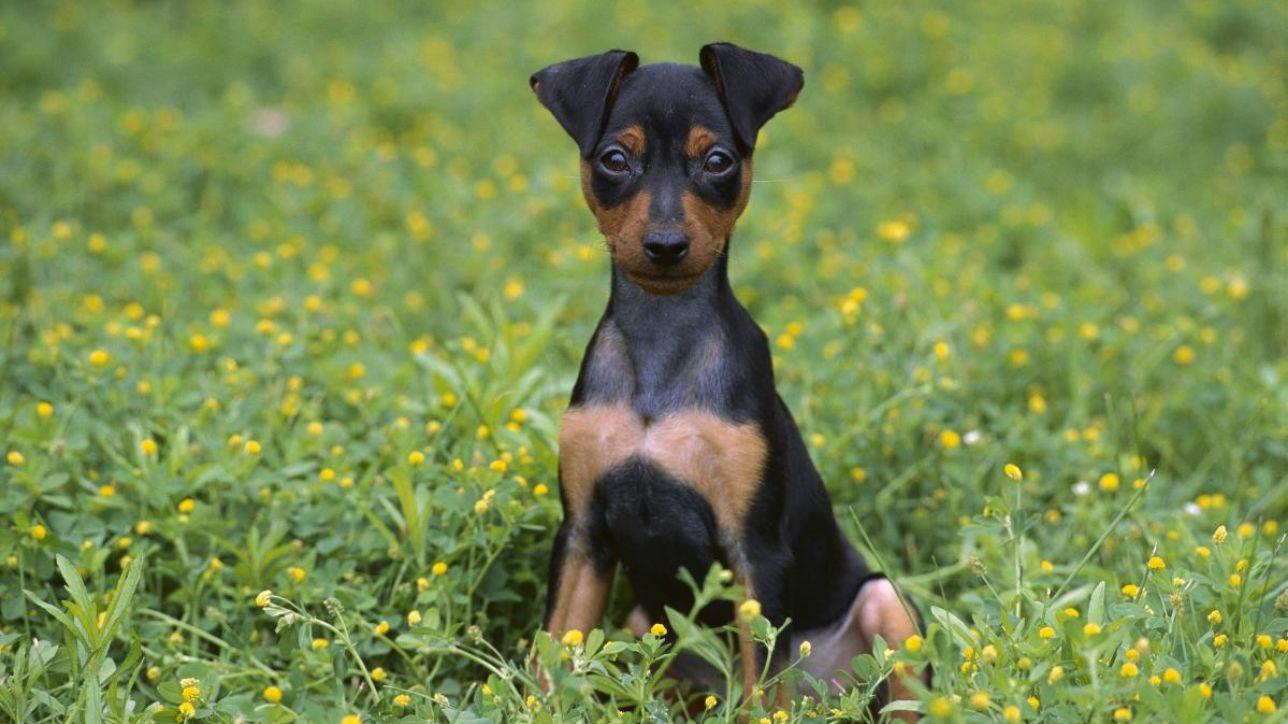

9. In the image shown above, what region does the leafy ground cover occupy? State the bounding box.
[0,0,1284,721]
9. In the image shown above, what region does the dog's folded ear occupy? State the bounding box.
[699,43,804,153]
[531,50,639,157]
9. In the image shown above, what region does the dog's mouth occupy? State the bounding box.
[624,269,704,295]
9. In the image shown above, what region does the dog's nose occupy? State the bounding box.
[642,229,689,266]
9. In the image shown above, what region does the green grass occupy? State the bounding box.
[1,0,1285,721]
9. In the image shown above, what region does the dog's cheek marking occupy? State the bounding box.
[580,161,652,271]
[681,162,752,264]
[616,124,646,156]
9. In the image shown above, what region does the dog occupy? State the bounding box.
[531,43,923,713]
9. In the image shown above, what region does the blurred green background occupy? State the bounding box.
[0,0,1284,720]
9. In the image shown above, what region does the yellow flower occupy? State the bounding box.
[1229,574,1242,587]
[1083,623,1102,636]
[36,401,54,418]
[799,640,812,657]
[1256,695,1276,714]
[1040,560,1054,573]
[244,439,262,454]
[340,715,361,724]
[1173,345,1194,364]
[1098,473,1120,492]
[1195,545,1211,558]
[969,691,990,710]
[89,348,111,366]
[371,666,386,682]
[178,498,196,513]
[649,623,667,636]
[1003,463,1022,481]
[739,599,762,621]
[255,590,272,607]
[1212,525,1227,544]
[312,638,328,650]
[704,695,718,710]
[393,694,410,707]
[1112,707,1132,722]
[1255,634,1272,649]
[263,685,282,703]
[928,697,953,717]
[1003,705,1021,722]
[375,620,389,635]
[877,219,910,243]
[140,438,158,455]
[178,702,196,719]
[1198,682,1212,698]
[1147,556,1165,571]
[407,450,425,466]
[1120,662,1139,677]
[1213,634,1228,647]
[905,634,923,652]
[1028,696,1040,710]
[1039,626,1055,640]
[939,430,961,449]
[182,685,201,702]
[287,566,306,583]
[7,450,25,466]
[1257,660,1276,681]
[1162,668,1181,684]
[533,483,549,496]
[1207,609,1222,625]
[561,629,583,646]
[1121,583,1140,598]
[432,561,448,576]
[1237,522,1254,538]
[407,609,421,626]
[28,523,47,541]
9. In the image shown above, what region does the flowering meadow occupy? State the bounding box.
[1,0,1285,721]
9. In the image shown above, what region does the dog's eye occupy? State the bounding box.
[703,151,734,174]
[599,149,630,174]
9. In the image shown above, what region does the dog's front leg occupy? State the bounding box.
[728,545,788,705]
[544,520,614,640]
[538,520,614,692]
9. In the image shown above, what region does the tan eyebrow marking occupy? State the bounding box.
[616,125,646,155]
[686,125,717,157]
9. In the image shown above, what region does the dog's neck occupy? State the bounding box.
[589,250,737,416]
[607,252,731,349]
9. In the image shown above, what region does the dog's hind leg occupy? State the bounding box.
[795,576,924,720]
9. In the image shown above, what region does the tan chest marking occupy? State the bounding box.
[558,404,767,534]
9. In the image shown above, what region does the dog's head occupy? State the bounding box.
[532,44,803,295]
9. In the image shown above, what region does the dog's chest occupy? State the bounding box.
[559,404,766,535]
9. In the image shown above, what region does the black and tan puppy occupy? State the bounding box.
[531,44,922,708]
